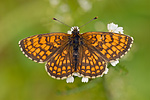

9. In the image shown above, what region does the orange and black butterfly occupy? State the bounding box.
[19,17,133,80]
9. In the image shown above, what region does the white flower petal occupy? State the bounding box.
[66,76,74,83]
[81,77,89,83]
[115,27,124,34]
[67,31,72,34]
[110,60,119,66]
[107,23,118,32]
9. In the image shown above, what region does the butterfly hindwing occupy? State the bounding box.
[77,43,107,78]
[45,44,74,79]
[19,33,70,63]
[81,32,133,62]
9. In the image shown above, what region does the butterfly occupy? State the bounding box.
[19,17,133,80]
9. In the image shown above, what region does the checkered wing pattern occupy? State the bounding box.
[45,44,74,79]
[81,32,133,62]
[77,43,107,78]
[19,33,70,63]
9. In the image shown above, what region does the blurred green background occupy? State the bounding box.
[0,0,150,100]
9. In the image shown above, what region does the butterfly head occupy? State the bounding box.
[71,26,80,34]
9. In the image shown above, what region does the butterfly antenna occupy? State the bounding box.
[79,16,98,28]
[53,18,72,28]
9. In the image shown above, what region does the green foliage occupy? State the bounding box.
[0,0,150,100]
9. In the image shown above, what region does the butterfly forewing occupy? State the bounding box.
[81,32,133,62]
[77,43,107,78]
[19,33,70,63]
[45,44,74,79]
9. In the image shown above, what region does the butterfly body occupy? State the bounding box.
[70,27,80,71]
[19,26,133,79]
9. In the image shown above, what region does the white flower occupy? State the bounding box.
[107,23,124,34]
[81,77,89,83]
[110,60,119,66]
[107,23,118,31]
[66,76,74,83]
[115,27,124,34]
